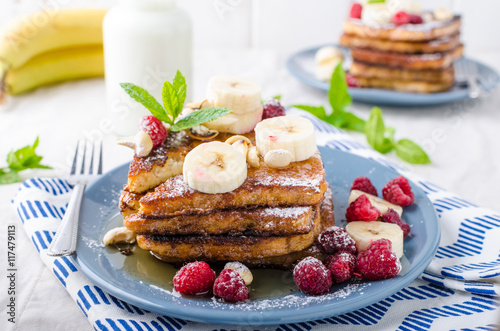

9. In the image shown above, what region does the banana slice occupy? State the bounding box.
[206,75,262,114]
[345,221,404,259]
[349,190,403,217]
[315,46,344,82]
[204,105,263,134]
[255,116,317,162]
[183,141,247,194]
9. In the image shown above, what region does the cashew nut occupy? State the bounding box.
[116,131,153,157]
[225,135,252,145]
[103,227,136,246]
[264,149,293,168]
[247,146,260,167]
[231,139,250,158]
[224,262,253,285]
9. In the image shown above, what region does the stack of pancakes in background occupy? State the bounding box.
[119,132,335,269]
[340,6,463,93]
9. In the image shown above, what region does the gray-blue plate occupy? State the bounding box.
[71,146,440,326]
[286,44,500,107]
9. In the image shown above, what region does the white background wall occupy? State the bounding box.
[0,0,499,56]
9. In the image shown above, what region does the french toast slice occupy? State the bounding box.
[136,204,322,261]
[127,131,254,194]
[340,33,460,54]
[343,16,461,42]
[147,188,335,268]
[124,205,315,236]
[350,44,463,70]
[138,150,326,217]
[350,61,455,82]
[351,75,455,93]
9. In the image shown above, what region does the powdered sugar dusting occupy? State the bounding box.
[260,206,309,218]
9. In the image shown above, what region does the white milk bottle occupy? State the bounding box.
[103,0,192,136]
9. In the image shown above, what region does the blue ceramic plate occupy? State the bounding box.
[71,147,440,326]
[286,44,500,107]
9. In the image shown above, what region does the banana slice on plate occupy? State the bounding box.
[349,190,403,217]
[204,105,263,134]
[346,221,404,259]
[183,141,247,194]
[206,75,262,114]
[255,116,317,162]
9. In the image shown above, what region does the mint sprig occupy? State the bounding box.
[120,70,230,131]
[0,137,52,185]
[292,63,431,164]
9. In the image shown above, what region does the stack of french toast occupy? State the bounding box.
[340,1,463,93]
[119,76,335,269]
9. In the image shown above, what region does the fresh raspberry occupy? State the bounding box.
[173,261,216,295]
[139,115,167,148]
[346,73,359,87]
[393,11,410,25]
[356,238,402,280]
[351,176,378,196]
[262,98,286,120]
[293,256,332,295]
[382,209,411,239]
[345,194,381,223]
[409,14,423,24]
[349,3,362,19]
[325,251,356,283]
[382,176,415,206]
[213,269,249,302]
[317,226,357,255]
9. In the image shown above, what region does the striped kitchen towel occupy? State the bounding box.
[12,110,500,330]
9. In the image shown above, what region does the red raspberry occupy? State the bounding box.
[325,251,356,283]
[346,73,359,87]
[356,238,402,280]
[262,98,286,120]
[139,115,167,148]
[409,14,423,24]
[382,176,415,206]
[393,11,410,25]
[213,269,248,302]
[345,194,381,223]
[173,261,216,295]
[349,3,362,19]
[293,257,332,295]
[382,209,411,239]
[351,176,378,196]
[317,226,357,255]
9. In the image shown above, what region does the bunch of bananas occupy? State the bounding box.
[0,9,107,103]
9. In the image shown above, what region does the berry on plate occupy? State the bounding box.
[382,208,411,239]
[173,261,216,295]
[293,256,332,295]
[382,176,415,206]
[351,176,378,196]
[213,268,249,302]
[345,194,381,222]
[262,98,286,120]
[139,115,168,148]
[325,251,356,284]
[317,226,357,255]
[356,238,402,280]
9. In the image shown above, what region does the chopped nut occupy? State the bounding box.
[224,261,253,285]
[264,149,293,168]
[247,146,260,167]
[116,131,153,157]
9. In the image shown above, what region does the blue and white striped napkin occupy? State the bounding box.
[12,111,500,330]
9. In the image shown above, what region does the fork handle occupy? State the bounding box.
[47,184,86,256]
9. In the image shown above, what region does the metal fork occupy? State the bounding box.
[455,59,481,99]
[47,140,103,256]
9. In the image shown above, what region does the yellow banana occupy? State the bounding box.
[0,8,106,70]
[4,45,104,95]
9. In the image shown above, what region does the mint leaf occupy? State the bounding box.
[119,83,170,123]
[368,0,385,3]
[170,107,231,132]
[172,70,187,118]
[395,139,431,164]
[272,94,282,101]
[161,81,179,123]
[328,62,351,114]
[365,107,391,152]
[292,105,328,121]
[7,137,51,171]
[0,170,19,185]
[329,111,366,133]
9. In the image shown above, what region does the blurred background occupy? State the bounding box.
[1,0,499,54]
